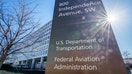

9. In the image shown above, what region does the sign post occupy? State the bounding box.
[46,0,127,74]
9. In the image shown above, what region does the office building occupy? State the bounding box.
[5,21,52,70]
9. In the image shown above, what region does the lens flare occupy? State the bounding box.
[107,14,117,24]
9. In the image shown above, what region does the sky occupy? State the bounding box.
[102,0,132,58]
[36,0,132,58]
[2,0,132,58]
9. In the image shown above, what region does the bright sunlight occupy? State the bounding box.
[107,13,118,24]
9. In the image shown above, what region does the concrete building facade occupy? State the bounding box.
[5,21,52,70]
[124,58,132,64]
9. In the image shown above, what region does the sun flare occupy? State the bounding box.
[107,14,118,24]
